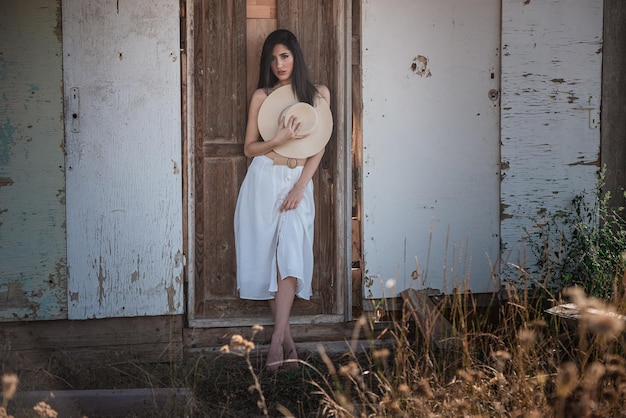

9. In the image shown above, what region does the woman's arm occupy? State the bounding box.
[279,85,331,212]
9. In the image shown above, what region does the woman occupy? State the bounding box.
[234,29,331,371]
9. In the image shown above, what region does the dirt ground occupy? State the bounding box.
[6,344,361,417]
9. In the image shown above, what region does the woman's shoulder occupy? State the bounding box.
[249,88,269,110]
[314,84,330,104]
[315,84,330,96]
[252,87,269,100]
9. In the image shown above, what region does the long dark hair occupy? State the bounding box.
[257,29,317,106]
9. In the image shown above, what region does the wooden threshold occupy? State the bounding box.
[187,313,345,328]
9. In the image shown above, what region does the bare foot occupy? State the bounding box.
[265,343,284,372]
[283,342,299,370]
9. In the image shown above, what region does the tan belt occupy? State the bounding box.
[265,151,307,169]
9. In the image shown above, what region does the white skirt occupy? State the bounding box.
[234,155,314,300]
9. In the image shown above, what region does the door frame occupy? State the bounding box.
[183,0,353,327]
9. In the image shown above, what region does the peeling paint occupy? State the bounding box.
[0,118,18,166]
[500,0,603,275]
[166,282,176,313]
[410,55,432,77]
[65,0,183,319]
[130,255,141,283]
[97,257,106,306]
[0,0,67,322]
[568,159,600,167]
[0,177,14,187]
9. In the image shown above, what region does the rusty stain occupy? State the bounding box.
[410,55,432,78]
[523,0,530,5]
[70,292,79,301]
[500,202,513,220]
[172,160,179,174]
[131,255,141,282]
[174,250,183,268]
[166,282,176,312]
[0,282,39,316]
[54,3,63,42]
[0,178,14,187]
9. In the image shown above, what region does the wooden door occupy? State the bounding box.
[63,0,184,319]
[187,0,347,326]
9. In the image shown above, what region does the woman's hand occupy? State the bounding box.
[280,183,305,212]
[273,115,304,146]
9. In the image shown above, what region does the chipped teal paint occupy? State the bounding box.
[0,118,18,166]
[0,0,67,321]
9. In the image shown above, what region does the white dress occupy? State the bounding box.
[234,155,314,300]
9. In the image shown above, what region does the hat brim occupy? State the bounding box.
[257,85,333,159]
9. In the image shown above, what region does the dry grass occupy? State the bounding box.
[302,280,626,418]
[3,272,626,417]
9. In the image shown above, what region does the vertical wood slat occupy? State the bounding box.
[247,0,276,19]
[601,0,626,209]
[277,0,339,313]
[246,18,277,101]
[193,0,247,317]
[351,0,362,315]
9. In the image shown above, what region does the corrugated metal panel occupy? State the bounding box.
[0,0,67,321]
[500,0,603,272]
[63,0,184,319]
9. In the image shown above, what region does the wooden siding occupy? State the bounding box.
[0,315,183,365]
[361,0,501,297]
[0,0,67,321]
[63,0,184,318]
[601,0,626,210]
[500,1,603,273]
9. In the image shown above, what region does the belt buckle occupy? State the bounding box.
[287,158,298,169]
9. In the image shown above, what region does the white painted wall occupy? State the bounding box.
[500,1,603,277]
[63,0,184,319]
[361,0,502,298]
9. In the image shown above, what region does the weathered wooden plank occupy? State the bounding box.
[500,1,603,272]
[0,0,67,321]
[246,17,277,99]
[191,0,248,322]
[184,319,388,349]
[601,0,626,210]
[194,295,323,324]
[64,0,184,318]
[0,316,184,365]
[246,0,276,19]
[277,0,342,315]
[400,289,459,350]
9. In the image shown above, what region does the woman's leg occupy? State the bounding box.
[266,276,297,371]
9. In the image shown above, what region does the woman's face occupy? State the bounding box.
[270,43,294,85]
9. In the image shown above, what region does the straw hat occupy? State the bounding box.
[258,85,333,159]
